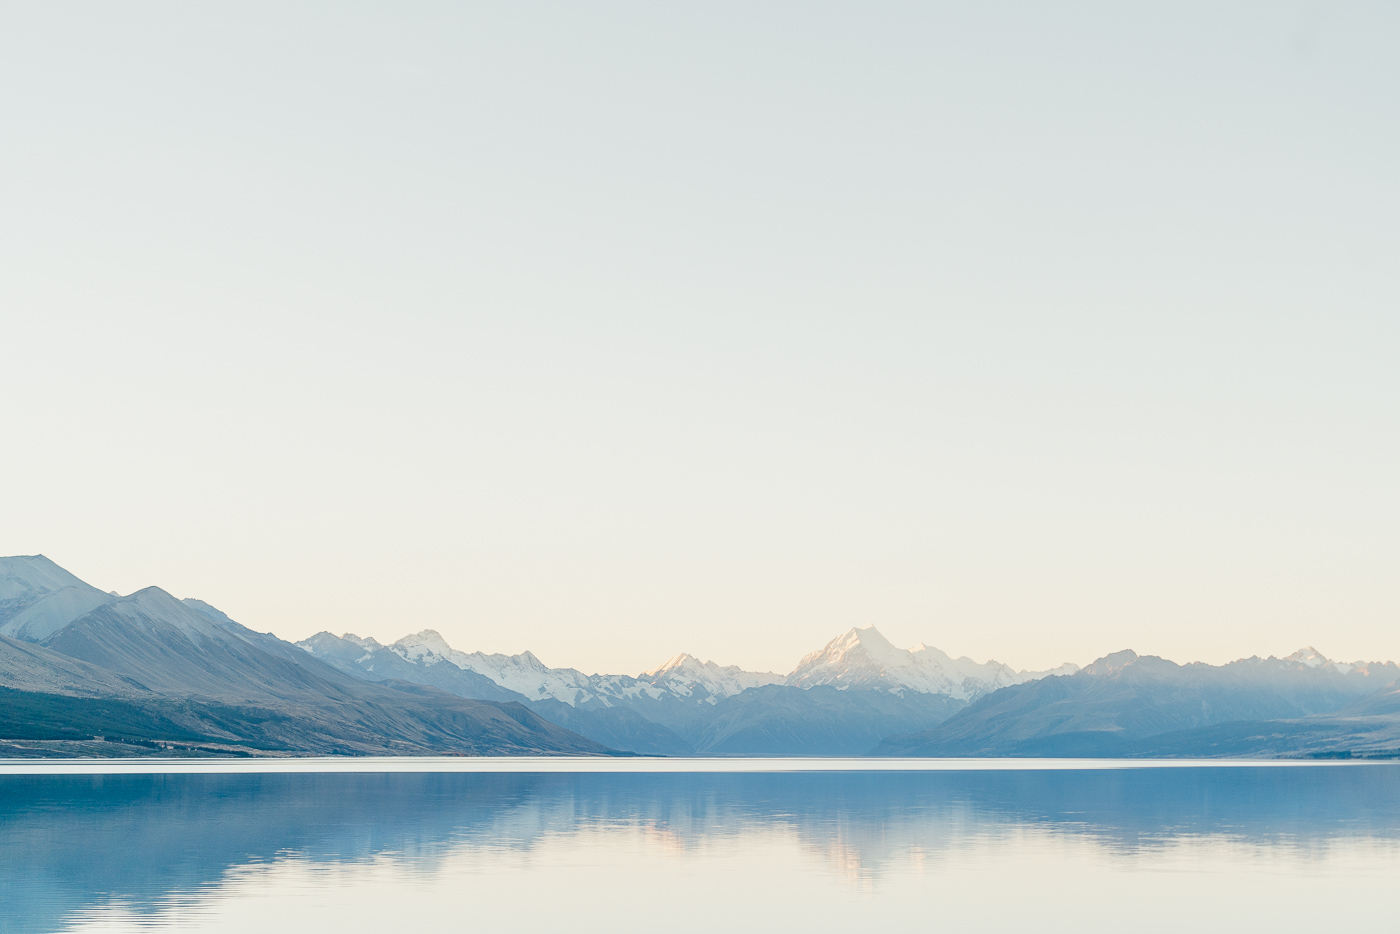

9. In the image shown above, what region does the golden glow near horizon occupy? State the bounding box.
[2,4,1398,675]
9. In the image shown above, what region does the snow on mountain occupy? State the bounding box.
[341,630,782,708]
[1251,646,1400,683]
[344,633,381,651]
[785,626,1079,700]
[642,653,782,703]
[389,630,669,706]
[1286,646,1330,670]
[1201,647,1400,684]
[345,625,1079,708]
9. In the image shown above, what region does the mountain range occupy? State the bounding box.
[0,556,605,756]
[873,648,1400,756]
[2,554,1398,758]
[297,623,1071,754]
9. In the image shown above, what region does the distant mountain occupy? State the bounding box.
[0,556,611,757]
[650,627,1068,754]
[298,625,1018,754]
[298,631,528,704]
[645,652,784,699]
[389,629,675,706]
[1143,678,1400,758]
[691,684,964,755]
[874,648,1400,757]
[9,553,1400,760]
[300,630,693,755]
[300,629,796,755]
[786,626,1077,699]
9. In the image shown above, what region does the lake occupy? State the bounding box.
[1,761,1397,932]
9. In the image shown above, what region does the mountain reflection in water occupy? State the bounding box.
[2,766,1398,933]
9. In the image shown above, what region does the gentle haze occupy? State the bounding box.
[2,2,1397,675]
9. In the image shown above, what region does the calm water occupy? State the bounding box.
[1,764,1398,933]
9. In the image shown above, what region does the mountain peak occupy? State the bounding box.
[125,585,183,606]
[812,626,902,666]
[394,629,453,654]
[1083,649,1140,675]
[841,624,891,644]
[643,652,782,700]
[1,554,103,605]
[646,652,700,677]
[1285,647,1329,669]
[787,625,1026,699]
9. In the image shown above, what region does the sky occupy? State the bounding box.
[2,2,1397,676]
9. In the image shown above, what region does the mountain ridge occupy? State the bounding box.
[5,554,1400,759]
[873,648,1400,757]
[295,626,1071,755]
[786,625,1078,699]
[0,556,615,757]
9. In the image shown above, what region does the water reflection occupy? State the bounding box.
[2,767,1398,933]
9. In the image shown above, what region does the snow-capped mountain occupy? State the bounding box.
[1234,646,1400,688]
[296,630,529,704]
[297,627,982,754]
[303,624,1074,710]
[388,630,672,707]
[1275,645,1399,681]
[375,631,786,709]
[1287,646,1331,669]
[786,626,1078,700]
[644,653,783,701]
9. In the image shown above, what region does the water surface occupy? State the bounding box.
[2,764,1397,932]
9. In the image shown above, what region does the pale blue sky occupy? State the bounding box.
[2,2,1397,674]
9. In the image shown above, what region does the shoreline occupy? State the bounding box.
[0,755,1390,775]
